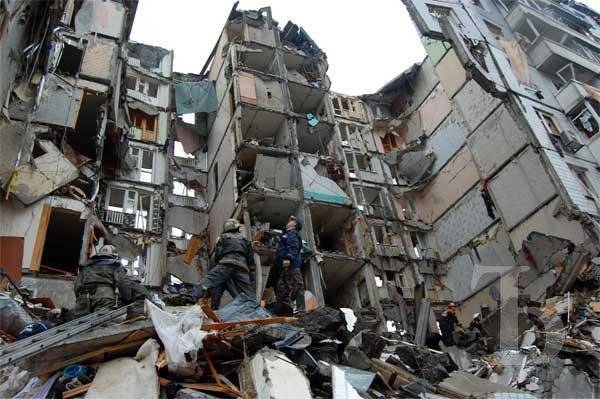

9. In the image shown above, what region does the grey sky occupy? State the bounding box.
[130,0,599,96]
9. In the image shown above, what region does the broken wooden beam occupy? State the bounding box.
[201,316,296,331]
[63,383,92,399]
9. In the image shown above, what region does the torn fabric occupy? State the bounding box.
[174,81,217,115]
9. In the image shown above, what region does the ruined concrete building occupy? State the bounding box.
[2,0,600,338]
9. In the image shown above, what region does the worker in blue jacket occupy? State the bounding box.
[275,216,304,310]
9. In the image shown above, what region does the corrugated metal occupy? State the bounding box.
[468,105,528,179]
[489,147,557,229]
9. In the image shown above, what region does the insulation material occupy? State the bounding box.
[500,40,531,86]
[241,349,312,399]
[86,339,160,399]
[3,140,78,205]
[300,157,350,205]
[238,71,257,106]
[489,147,557,229]
[32,75,83,128]
[167,207,208,235]
[146,300,208,374]
[74,0,126,39]
[173,81,217,115]
[80,38,118,82]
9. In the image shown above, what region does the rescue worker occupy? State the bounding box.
[438,302,461,347]
[191,219,255,307]
[275,216,304,310]
[72,245,149,318]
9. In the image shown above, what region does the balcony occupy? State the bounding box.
[507,1,600,55]
[101,209,125,225]
[174,156,204,170]
[557,80,600,114]
[529,38,600,83]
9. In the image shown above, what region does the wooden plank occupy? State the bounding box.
[0,236,24,282]
[159,378,238,394]
[200,300,221,322]
[183,234,203,265]
[63,383,92,399]
[30,203,51,271]
[201,316,297,331]
[39,339,147,375]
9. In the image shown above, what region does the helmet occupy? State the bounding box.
[223,219,241,233]
[98,245,118,257]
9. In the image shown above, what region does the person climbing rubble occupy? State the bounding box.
[438,302,462,346]
[275,216,305,311]
[191,219,255,308]
[71,245,150,319]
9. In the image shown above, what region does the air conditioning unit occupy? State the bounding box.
[560,130,584,152]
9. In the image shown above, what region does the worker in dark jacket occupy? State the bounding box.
[275,216,304,310]
[191,219,255,308]
[72,245,149,318]
[438,302,461,346]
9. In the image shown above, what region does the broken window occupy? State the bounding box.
[127,75,159,98]
[56,43,83,76]
[108,188,126,210]
[121,256,141,276]
[485,21,504,41]
[571,166,599,199]
[427,4,460,26]
[173,180,195,198]
[537,110,561,136]
[40,208,85,274]
[130,109,158,142]
[517,19,540,48]
[340,124,350,142]
[170,227,192,240]
[374,225,385,244]
[355,154,372,171]
[130,147,154,183]
[106,187,152,230]
[556,63,576,86]
[345,152,355,172]
[381,133,398,153]
[572,106,600,138]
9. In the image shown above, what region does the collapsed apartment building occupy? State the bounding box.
[1,0,600,336]
[1,0,600,397]
[0,0,180,303]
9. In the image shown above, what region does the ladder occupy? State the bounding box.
[0,303,136,368]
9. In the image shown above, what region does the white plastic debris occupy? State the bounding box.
[146,300,208,374]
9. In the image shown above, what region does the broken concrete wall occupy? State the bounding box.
[74,0,127,39]
[80,38,119,83]
[413,146,479,224]
[28,75,83,128]
[254,154,299,195]
[301,156,350,205]
[21,275,76,309]
[405,84,452,142]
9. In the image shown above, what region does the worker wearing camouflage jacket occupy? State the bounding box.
[275,216,304,310]
[72,245,149,318]
[191,219,255,308]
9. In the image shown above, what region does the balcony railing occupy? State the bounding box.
[174,156,204,170]
[101,209,125,225]
[529,38,600,79]
[556,80,600,113]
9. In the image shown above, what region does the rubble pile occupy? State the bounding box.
[0,261,600,398]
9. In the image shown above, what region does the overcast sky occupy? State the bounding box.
[130,0,599,96]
